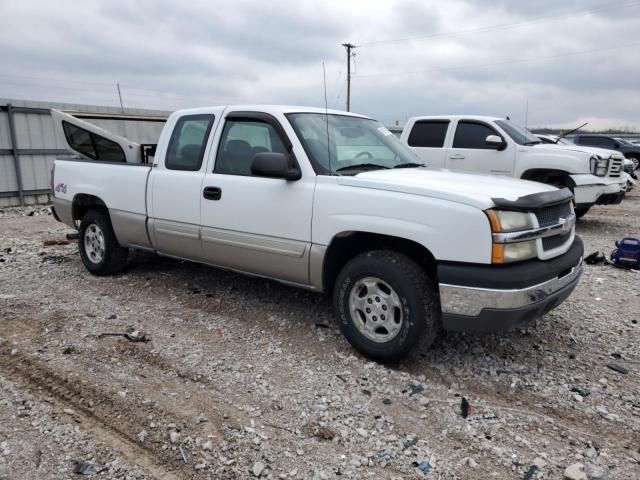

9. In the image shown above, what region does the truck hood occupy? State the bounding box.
[533,143,623,159]
[336,168,558,210]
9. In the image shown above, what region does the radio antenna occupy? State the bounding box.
[323,62,332,174]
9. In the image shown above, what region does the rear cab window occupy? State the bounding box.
[407,120,449,147]
[165,115,215,171]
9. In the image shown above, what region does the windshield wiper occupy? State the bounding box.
[335,163,390,172]
[555,122,588,143]
[393,162,426,169]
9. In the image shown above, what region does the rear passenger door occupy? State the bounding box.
[405,120,450,168]
[148,112,218,260]
[446,119,514,175]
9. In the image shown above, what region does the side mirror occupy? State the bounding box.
[613,142,620,148]
[486,134,506,150]
[251,152,301,180]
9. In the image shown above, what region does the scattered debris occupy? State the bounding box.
[607,363,629,375]
[382,398,392,405]
[98,326,149,343]
[523,465,539,480]
[314,322,330,329]
[179,445,188,464]
[66,232,79,240]
[252,461,265,477]
[570,387,591,397]
[563,462,588,480]
[72,461,106,475]
[408,383,424,396]
[43,239,70,246]
[414,459,431,474]
[460,397,472,418]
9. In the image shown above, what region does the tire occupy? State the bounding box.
[78,209,128,275]
[629,156,639,171]
[575,206,590,218]
[333,250,439,363]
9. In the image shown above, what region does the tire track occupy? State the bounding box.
[0,349,190,480]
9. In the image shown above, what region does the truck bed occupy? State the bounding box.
[53,159,152,248]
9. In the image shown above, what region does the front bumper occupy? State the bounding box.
[570,174,623,207]
[438,236,583,333]
[594,189,625,206]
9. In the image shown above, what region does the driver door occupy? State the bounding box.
[199,112,315,284]
[446,119,515,175]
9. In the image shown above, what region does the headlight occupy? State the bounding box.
[486,209,537,263]
[590,155,608,176]
[485,210,535,232]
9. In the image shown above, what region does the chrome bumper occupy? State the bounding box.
[439,258,583,317]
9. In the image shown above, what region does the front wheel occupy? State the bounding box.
[333,250,439,363]
[79,210,128,275]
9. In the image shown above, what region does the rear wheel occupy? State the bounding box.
[333,250,439,363]
[79,210,128,275]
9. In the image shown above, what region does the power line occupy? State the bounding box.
[359,0,640,46]
[354,41,640,79]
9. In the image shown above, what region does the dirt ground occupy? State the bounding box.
[1,191,639,480]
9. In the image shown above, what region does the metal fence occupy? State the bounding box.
[0,98,169,207]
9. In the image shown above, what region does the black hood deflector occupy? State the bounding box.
[491,187,573,211]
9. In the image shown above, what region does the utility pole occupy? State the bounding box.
[117,83,124,112]
[341,42,356,111]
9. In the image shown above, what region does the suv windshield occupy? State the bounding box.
[495,119,541,145]
[287,113,422,175]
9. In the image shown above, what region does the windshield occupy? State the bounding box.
[287,113,422,175]
[495,119,541,145]
[614,137,632,146]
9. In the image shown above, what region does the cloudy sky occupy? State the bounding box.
[1,0,639,129]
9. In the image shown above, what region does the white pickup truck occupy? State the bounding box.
[400,116,626,217]
[51,106,583,362]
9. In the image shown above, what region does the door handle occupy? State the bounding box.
[449,154,465,160]
[203,186,222,200]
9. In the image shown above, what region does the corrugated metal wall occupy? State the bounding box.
[0,98,169,207]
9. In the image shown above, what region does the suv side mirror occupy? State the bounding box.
[251,152,301,180]
[485,135,506,150]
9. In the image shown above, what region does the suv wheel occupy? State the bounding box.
[333,250,439,362]
[79,210,128,275]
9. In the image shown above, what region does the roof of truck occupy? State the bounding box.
[172,105,371,118]
[407,115,506,122]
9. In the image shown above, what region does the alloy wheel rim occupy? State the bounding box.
[84,224,105,264]
[348,277,403,343]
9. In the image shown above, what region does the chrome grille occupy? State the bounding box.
[535,202,572,228]
[542,232,571,251]
[607,157,622,178]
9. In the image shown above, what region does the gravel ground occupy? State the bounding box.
[0,192,639,480]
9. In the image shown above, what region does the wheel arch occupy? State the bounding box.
[521,168,575,188]
[321,231,438,294]
[72,193,109,223]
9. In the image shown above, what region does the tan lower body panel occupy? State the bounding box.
[201,227,310,285]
